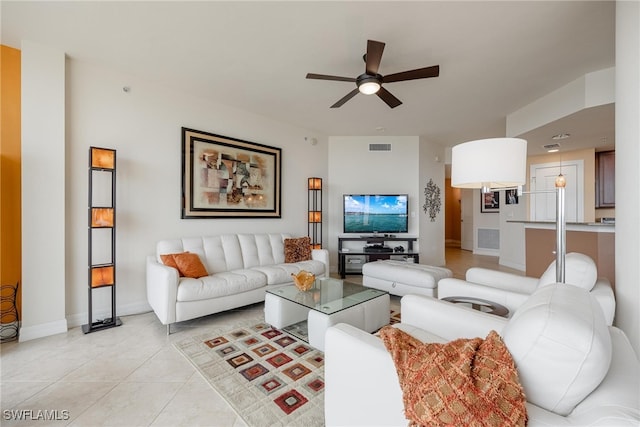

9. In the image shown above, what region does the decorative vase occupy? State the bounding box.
[291,270,315,291]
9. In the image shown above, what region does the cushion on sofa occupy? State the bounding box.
[537,253,597,291]
[284,237,312,263]
[176,269,266,302]
[161,252,208,278]
[502,284,612,416]
[380,326,527,426]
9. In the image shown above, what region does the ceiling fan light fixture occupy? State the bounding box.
[358,79,381,95]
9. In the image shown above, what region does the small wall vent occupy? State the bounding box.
[477,228,500,250]
[369,143,392,152]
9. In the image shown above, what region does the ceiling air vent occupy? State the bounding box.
[369,143,392,152]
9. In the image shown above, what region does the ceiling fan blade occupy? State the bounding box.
[377,87,402,108]
[365,40,385,76]
[383,65,440,83]
[330,88,360,108]
[306,73,356,82]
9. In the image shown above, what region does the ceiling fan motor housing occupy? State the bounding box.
[356,73,383,94]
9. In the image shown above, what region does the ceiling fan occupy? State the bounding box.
[306,39,440,109]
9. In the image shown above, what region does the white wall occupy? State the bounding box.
[327,136,419,271]
[615,0,640,355]
[20,41,68,341]
[21,49,329,336]
[418,137,446,266]
[499,190,527,270]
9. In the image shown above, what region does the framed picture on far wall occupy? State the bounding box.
[481,190,500,213]
[506,189,519,205]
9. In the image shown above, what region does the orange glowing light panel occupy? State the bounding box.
[91,266,114,287]
[91,148,115,169]
[308,177,322,190]
[308,211,322,223]
[91,208,114,227]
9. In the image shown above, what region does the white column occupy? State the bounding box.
[615,0,640,354]
[20,41,67,341]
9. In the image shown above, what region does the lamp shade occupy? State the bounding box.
[451,137,527,189]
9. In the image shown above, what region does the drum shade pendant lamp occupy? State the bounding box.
[451,137,566,283]
[451,137,527,192]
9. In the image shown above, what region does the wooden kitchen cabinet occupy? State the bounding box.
[596,150,615,208]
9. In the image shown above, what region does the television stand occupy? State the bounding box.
[338,236,418,278]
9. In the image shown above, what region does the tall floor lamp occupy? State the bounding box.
[451,137,567,283]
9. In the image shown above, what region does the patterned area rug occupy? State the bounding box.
[173,317,325,427]
[173,309,402,427]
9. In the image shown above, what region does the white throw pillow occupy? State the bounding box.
[537,252,597,291]
[502,284,611,416]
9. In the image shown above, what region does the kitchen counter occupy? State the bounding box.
[508,220,615,287]
[507,220,614,233]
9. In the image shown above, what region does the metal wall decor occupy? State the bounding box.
[423,178,441,222]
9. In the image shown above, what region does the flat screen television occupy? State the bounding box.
[343,194,408,234]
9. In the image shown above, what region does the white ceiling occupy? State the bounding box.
[2,1,616,155]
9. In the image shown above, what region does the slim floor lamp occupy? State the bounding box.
[451,137,566,283]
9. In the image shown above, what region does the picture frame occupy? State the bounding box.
[505,189,519,205]
[181,127,281,218]
[480,190,500,213]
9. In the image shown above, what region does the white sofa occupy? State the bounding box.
[325,285,640,426]
[438,252,616,325]
[146,233,329,332]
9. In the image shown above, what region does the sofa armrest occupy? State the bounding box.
[311,248,329,277]
[437,278,531,316]
[465,267,538,293]
[401,294,508,341]
[590,277,616,326]
[146,255,179,325]
[325,323,407,427]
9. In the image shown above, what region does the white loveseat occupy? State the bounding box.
[146,233,329,332]
[438,252,616,325]
[325,285,640,426]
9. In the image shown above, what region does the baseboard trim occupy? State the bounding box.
[499,259,526,271]
[473,248,499,257]
[66,301,152,329]
[19,318,68,342]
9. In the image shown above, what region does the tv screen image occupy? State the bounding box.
[343,194,408,234]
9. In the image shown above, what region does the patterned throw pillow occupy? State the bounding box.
[284,237,312,263]
[380,326,527,427]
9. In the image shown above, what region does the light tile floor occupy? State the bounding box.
[1,294,402,427]
[0,304,267,427]
[1,247,509,426]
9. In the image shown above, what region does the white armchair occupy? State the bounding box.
[325,285,640,426]
[437,252,616,325]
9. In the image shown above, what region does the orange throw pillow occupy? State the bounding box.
[172,253,208,278]
[160,253,180,270]
[284,237,312,263]
[380,326,527,427]
[160,252,208,278]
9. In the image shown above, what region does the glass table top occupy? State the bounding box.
[266,277,387,316]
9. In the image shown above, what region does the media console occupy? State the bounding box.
[338,236,419,278]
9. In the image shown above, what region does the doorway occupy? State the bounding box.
[530,160,584,222]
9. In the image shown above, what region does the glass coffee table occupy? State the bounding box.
[265,277,390,351]
[441,296,509,317]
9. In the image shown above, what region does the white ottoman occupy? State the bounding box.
[362,259,452,297]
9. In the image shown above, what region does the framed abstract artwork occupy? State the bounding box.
[181,127,281,218]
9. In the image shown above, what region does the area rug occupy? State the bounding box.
[173,309,401,427]
[173,317,325,427]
